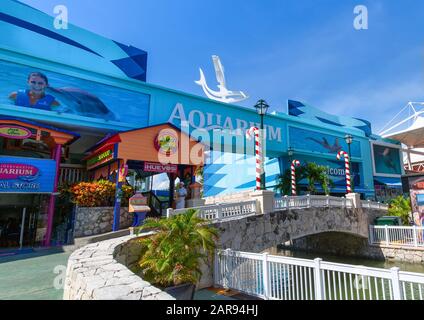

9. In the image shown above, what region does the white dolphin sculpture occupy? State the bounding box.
[195,55,249,104]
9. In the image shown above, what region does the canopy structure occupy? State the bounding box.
[380,102,424,172]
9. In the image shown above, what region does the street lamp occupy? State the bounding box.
[254,99,269,190]
[344,134,354,192]
[288,147,294,162]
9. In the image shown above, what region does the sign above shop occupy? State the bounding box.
[154,129,179,156]
[144,162,178,173]
[87,146,115,170]
[0,156,56,193]
[0,125,32,139]
[413,182,424,190]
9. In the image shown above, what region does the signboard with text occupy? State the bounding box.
[0,125,32,139]
[87,146,115,170]
[144,162,178,174]
[0,156,56,193]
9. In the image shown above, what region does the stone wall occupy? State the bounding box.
[212,207,384,253]
[63,234,175,300]
[74,207,133,238]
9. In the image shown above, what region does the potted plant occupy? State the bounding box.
[136,209,218,300]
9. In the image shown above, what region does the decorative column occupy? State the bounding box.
[112,162,127,232]
[291,159,301,196]
[246,126,262,190]
[44,143,62,246]
[337,150,351,194]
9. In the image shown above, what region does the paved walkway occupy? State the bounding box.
[0,248,70,300]
[0,248,237,300]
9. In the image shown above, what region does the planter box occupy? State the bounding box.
[164,283,196,300]
[74,207,133,238]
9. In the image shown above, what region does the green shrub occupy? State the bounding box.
[388,195,412,225]
[136,209,218,287]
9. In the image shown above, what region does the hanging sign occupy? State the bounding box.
[118,164,128,183]
[144,162,178,173]
[0,125,32,139]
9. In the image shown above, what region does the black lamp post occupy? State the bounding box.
[344,134,354,192]
[254,99,269,190]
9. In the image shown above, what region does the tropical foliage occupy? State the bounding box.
[64,180,134,207]
[274,162,333,195]
[136,209,218,287]
[388,195,412,225]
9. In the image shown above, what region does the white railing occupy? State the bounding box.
[214,249,424,300]
[167,200,258,221]
[59,164,87,185]
[369,225,424,248]
[274,195,353,210]
[361,200,389,210]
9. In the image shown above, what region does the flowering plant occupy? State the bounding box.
[68,180,134,207]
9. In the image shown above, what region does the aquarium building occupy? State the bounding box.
[0,0,404,248]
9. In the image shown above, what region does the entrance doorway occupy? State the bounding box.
[0,194,48,250]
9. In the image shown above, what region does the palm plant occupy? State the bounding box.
[274,162,333,195]
[274,166,306,195]
[304,162,333,195]
[388,195,412,225]
[136,209,218,288]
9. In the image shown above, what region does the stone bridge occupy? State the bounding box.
[211,206,386,253]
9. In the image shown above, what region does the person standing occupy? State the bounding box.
[175,182,187,209]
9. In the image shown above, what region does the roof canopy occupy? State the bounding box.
[0,116,79,147]
[85,123,204,168]
[385,117,424,148]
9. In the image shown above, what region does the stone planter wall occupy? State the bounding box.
[74,207,133,238]
[63,234,175,300]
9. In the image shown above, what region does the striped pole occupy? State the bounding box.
[337,150,351,194]
[291,160,301,195]
[246,126,262,190]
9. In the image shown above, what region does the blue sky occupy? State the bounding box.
[20,0,424,133]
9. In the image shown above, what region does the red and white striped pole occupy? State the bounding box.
[246,126,262,190]
[337,150,351,194]
[291,160,301,195]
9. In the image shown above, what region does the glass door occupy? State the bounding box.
[0,206,22,249]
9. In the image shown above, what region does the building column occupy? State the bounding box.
[44,143,62,246]
[112,160,122,232]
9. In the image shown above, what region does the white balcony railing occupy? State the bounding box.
[215,249,424,300]
[369,225,424,248]
[361,200,389,210]
[274,195,353,210]
[167,200,258,221]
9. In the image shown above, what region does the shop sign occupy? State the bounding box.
[0,125,32,139]
[413,182,424,190]
[0,157,56,193]
[144,162,178,173]
[154,129,179,156]
[87,147,114,170]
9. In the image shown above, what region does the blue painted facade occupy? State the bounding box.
[0,0,404,201]
[0,156,56,193]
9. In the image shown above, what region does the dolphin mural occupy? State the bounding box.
[46,87,116,120]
